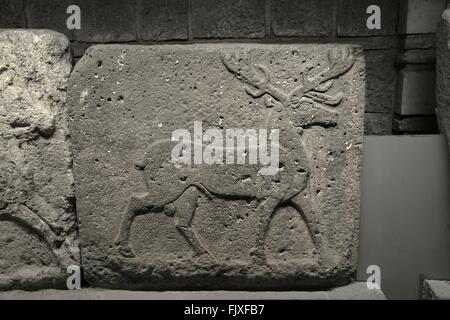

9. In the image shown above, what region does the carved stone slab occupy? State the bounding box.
[0,30,79,289]
[68,44,364,289]
[437,8,450,154]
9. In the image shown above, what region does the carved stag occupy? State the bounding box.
[114,48,355,265]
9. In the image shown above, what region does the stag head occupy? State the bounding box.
[221,47,356,130]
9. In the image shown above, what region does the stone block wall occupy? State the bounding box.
[2,0,445,135]
[395,0,446,134]
[0,0,447,128]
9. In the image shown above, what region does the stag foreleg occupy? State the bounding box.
[290,192,321,246]
[289,190,339,267]
[250,197,281,265]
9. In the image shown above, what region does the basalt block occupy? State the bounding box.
[68,43,365,289]
[0,30,79,289]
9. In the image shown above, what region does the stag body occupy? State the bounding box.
[115,133,320,264]
[114,48,355,264]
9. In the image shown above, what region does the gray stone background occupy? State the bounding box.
[0,0,446,135]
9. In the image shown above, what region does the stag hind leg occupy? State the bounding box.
[173,186,217,263]
[114,192,159,257]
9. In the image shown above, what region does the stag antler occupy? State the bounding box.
[221,47,355,110]
[221,51,289,109]
[290,47,355,107]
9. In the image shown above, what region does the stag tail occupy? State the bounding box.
[189,182,215,200]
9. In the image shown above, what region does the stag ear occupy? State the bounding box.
[315,80,334,92]
[265,96,283,111]
[304,91,344,106]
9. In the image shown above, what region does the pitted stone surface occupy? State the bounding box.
[437,9,450,153]
[68,44,364,289]
[0,30,79,289]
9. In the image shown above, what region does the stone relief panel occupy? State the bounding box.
[0,30,79,289]
[68,44,364,289]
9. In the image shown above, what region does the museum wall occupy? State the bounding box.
[0,0,446,135]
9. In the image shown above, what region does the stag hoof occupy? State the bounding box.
[317,252,339,267]
[116,243,136,258]
[251,256,267,266]
[194,252,215,265]
[249,248,267,266]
